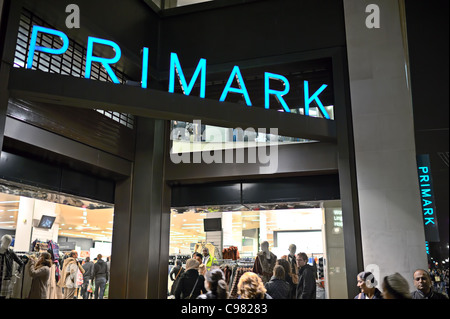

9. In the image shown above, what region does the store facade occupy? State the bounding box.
[0,0,435,299]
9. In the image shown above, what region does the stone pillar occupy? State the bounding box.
[13,197,34,252]
[343,0,427,289]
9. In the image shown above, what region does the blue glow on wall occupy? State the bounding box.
[26,25,69,69]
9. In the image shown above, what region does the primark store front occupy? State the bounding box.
[0,0,446,301]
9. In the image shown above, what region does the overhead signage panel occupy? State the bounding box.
[25,25,332,120]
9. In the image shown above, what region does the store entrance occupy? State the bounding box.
[167,200,347,299]
[0,181,114,299]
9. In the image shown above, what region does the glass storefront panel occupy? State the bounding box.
[0,183,114,299]
[168,200,347,299]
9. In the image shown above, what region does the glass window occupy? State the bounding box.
[168,200,348,299]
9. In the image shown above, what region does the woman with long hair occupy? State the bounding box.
[28,252,53,299]
[197,267,228,299]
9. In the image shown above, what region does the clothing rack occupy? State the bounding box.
[11,251,34,299]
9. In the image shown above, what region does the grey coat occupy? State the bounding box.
[28,262,50,299]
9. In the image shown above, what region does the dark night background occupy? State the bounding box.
[406,0,449,266]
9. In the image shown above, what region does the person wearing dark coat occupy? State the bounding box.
[197,267,229,299]
[277,258,296,298]
[174,258,205,299]
[411,269,449,299]
[295,252,316,299]
[265,265,290,299]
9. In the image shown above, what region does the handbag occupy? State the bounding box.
[185,276,199,299]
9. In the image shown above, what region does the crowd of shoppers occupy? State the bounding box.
[170,252,449,300]
[27,250,110,299]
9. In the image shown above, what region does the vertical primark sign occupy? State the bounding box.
[416,154,440,242]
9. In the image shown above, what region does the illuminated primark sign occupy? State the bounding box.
[416,154,440,242]
[26,25,331,119]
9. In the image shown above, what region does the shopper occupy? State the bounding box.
[170,260,185,281]
[276,258,295,298]
[169,260,185,296]
[265,265,290,299]
[197,267,228,299]
[295,252,316,299]
[193,252,203,264]
[237,272,272,299]
[93,254,109,299]
[193,252,206,275]
[57,250,85,299]
[411,269,448,299]
[174,258,205,299]
[381,272,411,299]
[28,252,52,299]
[354,271,383,299]
[81,257,94,299]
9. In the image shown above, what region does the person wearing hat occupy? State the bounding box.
[381,272,412,299]
[174,258,206,299]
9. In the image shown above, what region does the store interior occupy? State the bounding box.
[0,182,114,299]
[168,200,346,298]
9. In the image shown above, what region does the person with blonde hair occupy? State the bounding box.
[174,258,205,299]
[237,272,272,299]
[57,250,85,299]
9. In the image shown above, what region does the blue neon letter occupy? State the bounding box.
[169,52,206,98]
[85,37,122,83]
[141,47,149,89]
[304,80,329,119]
[220,66,252,106]
[26,26,69,69]
[264,72,291,112]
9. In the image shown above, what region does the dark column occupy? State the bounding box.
[0,0,21,152]
[332,48,363,299]
[111,117,169,299]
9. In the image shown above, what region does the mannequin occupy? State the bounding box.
[282,244,299,284]
[252,241,277,284]
[0,235,24,298]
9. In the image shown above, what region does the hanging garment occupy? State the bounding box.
[229,267,252,299]
[252,251,277,284]
[47,264,63,299]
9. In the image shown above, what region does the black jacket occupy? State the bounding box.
[411,289,449,299]
[265,276,291,299]
[93,259,109,281]
[296,264,316,299]
[174,269,206,299]
[170,265,185,281]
